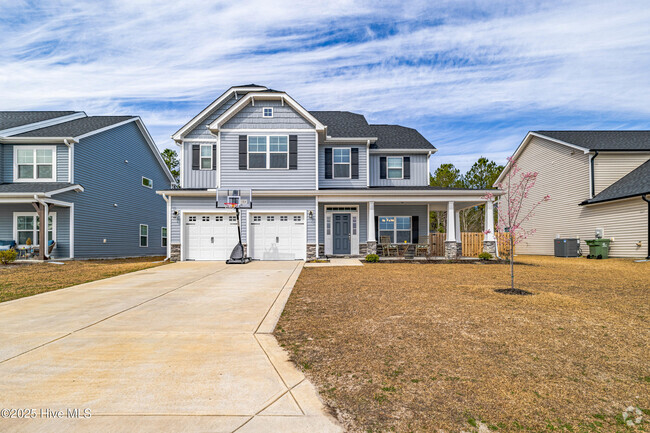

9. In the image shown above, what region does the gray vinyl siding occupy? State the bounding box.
[0,204,70,259]
[219,131,317,190]
[56,144,69,181]
[370,154,429,186]
[0,143,68,182]
[1,144,10,182]
[318,202,368,243]
[184,96,238,139]
[318,145,367,188]
[58,121,170,258]
[169,195,316,246]
[181,141,216,188]
[221,100,313,130]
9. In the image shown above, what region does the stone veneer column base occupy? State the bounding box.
[170,244,181,261]
[445,241,460,260]
[359,243,368,256]
[483,240,496,255]
[367,241,377,255]
[306,244,316,260]
[318,244,325,257]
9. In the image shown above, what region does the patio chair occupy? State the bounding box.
[33,240,56,258]
[0,240,16,251]
[416,236,429,256]
[379,236,397,257]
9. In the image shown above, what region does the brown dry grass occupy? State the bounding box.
[0,257,167,303]
[275,256,650,433]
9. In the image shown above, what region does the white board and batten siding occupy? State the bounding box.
[500,136,648,257]
[593,152,650,195]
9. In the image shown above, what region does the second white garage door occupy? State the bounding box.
[185,213,239,260]
[249,213,306,260]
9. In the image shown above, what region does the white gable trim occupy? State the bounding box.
[171,86,268,141]
[0,112,86,137]
[208,92,325,132]
[493,132,590,186]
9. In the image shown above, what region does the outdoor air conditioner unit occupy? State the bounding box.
[554,238,581,257]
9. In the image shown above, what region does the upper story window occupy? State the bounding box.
[263,107,273,117]
[200,145,212,170]
[248,135,288,169]
[142,177,153,188]
[387,157,403,179]
[14,146,56,181]
[333,148,351,178]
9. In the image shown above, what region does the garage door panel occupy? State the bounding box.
[185,214,239,261]
[250,213,305,261]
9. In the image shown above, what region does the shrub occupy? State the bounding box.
[478,252,493,260]
[0,249,18,265]
[365,254,379,263]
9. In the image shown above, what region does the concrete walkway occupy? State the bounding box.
[0,261,342,432]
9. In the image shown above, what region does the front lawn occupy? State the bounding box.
[275,256,649,432]
[0,257,167,303]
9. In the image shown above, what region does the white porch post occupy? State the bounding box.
[485,199,496,241]
[446,201,456,242]
[367,201,376,242]
[454,210,461,243]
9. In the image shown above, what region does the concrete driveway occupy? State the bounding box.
[0,261,341,432]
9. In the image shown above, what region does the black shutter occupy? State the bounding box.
[404,156,410,179]
[351,148,359,179]
[212,144,217,170]
[325,148,332,179]
[239,135,247,170]
[375,216,379,242]
[289,135,298,170]
[192,145,200,170]
[411,215,419,244]
[379,156,387,179]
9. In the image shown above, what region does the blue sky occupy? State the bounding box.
[1,0,649,172]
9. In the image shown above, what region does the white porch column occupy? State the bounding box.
[446,201,456,242]
[485,199,496,241]
[367,201,376,242]
[454,209,461,243]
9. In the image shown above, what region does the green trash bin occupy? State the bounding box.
[585,239,611,259]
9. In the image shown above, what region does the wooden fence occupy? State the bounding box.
[428,232,514,257]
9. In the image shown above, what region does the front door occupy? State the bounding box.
[333,213,351,255]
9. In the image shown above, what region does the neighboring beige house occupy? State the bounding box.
[495,131,650,258]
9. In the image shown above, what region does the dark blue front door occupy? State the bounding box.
[333,213,351,254]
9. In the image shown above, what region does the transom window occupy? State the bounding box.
[200,145,212,170]
[248,135,288,169]
[15,213,56,246]
[15,146,56,181]
[140,224,148,247]
[142,177,153,188]
[379,216,411,243]
[387,157,403,179]
[333,148,350,178]
[263,107,273,117]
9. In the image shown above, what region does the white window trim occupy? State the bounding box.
[140,224,148,247]
[142,176,153,188]
[161,227,167,247]
[199,144,213,171]
[386,156,404,180]
[247,135,289,170]
[13,212,57,248]
[378,216,412,243]
[262,107,273,118]
[332,147,352,179]
[13,145,57,182]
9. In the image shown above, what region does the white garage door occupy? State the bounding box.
[185,214,239,260]
[249,213,306,260]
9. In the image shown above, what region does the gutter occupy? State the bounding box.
[643,194,650,260]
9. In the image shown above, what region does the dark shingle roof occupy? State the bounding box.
[0,183,77,194]
[14,116,135,138]
[581,159,650,205]
[535,131,650,151]
[0,111,79,131]
[309,111,435,150]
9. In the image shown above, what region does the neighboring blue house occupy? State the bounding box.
[159,85,499,261]
[0,111,174,259]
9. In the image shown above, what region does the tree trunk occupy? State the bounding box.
[510,233,514,289]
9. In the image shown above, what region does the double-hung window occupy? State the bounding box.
[248,135,288,169]
[200,145,212,170]
[140,224,148,247]
[387,157,403,179]
[161,227,167,247]
[333,148,350,178]
[15,213,56,246]
[15,146,55,181]
[378,216,411,243]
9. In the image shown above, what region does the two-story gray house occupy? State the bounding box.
[0,111,174,259]
[158,85,497,261]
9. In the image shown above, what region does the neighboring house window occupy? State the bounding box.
[378,216,411,243]
[200,144,212,170]
[333,148,351,178]
[248,135,289,169]
[142,177,153,188]
[161,227,167,247]
[14,213,56,246]
[263,107,273,117]
[140,224,148,247]
[387,157,403,179]
[14,146,56,181]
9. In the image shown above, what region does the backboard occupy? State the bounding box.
[216,188,252,209]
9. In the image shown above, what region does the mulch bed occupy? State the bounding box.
[275,256,649,432]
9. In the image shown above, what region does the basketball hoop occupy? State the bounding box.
[224,203,238,209]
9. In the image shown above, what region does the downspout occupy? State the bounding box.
[33,195,49,260]
[642,194,650,260]
[590,151,599,198]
